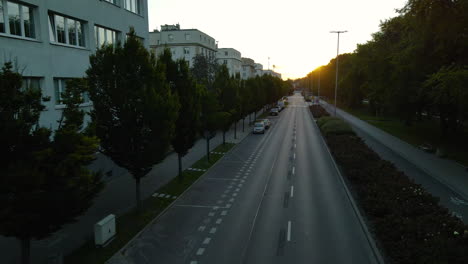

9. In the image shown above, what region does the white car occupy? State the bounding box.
[269,107,279,116]
[253,122,265,134]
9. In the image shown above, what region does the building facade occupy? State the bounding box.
[216,48,241,77]
[0,0,149,130]
[263,69,282,79]
[149,24,217,68]
[241,57,256,80]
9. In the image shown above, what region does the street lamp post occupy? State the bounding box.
[330,30,347,116]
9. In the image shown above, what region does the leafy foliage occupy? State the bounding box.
[0,62,102,264]
[86,30,179,208]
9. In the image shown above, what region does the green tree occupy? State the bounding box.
[215,65,239,144]
[86,31,179,210]
[191,53,219,91]
[158,49,202,180]
[0,63,102,264]
[200,89,222,161]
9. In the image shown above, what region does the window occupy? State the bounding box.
[124,0,140,14]
[223,60,227,65]
[184,47,189,55]
[104,0,119,5]
[21,77,41,91]
[225,51,228,56]
[54,78,90,105]
[0,1,35,38]
[49,13,85,47]
[0,1,4,33]
[95,25,118,47]
[168,34,173,41]
[185,33,190,40]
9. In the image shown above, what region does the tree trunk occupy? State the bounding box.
[222,131,226,145]
[21,237,30,264]
[242,118,245,132]
[234,121,237,139]
[248,113,251,125]
[254,111,257,121]
[206,137,210,162]
[177,153,183,182]
[135,177,141,213]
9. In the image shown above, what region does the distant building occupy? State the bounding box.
[241,57,256,80]
[263,69,282,79]
[255,63,264,76]
[149,24,217,67]
[216,48,242,77]
[0,0,149,130]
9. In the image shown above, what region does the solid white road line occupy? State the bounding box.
[290,186,294,198]
[287,221,292,241]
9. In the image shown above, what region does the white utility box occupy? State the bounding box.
[94,214,116,247]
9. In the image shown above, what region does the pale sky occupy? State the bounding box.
[148,0,408,80]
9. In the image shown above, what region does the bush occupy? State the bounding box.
[324,133,468,264]
[309,104,329,118]
[320,119,355,136]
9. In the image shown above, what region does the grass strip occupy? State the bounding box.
[65,143,235,264]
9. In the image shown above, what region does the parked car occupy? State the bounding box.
[277,100,285,111]
[270,107,279,116]
[253,122,265,134]
[258,119,271,129]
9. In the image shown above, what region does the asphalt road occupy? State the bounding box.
[108,93,380,264]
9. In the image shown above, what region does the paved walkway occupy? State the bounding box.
[0,111,261,264]
[320,101,468,200]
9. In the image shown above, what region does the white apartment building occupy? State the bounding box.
[255,63,264,76]
[241,57,256,80]
[216,48,242,77]
[149,24,217,67]
[263,69,282,79]
[0,0,149,131]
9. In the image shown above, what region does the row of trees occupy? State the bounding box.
[299,0,467,137]
[0,31,290,264]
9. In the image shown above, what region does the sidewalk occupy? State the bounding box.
[320,101,468,200]
[0,112,258,264]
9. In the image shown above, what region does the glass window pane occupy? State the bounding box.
[106,29,113,45]
[77,21,84,47]
[55,15,65,43]
[22,5,34,38]
[48,14,55,42]
[98,27,105,47]
[0,1,5,33]
[68,19,76,45]
[8,2,21,36]
[54,79,60,104]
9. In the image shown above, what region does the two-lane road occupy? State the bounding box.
[108,93,381,264]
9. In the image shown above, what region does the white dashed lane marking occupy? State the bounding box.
[203,237,211,245]
[210,227,217,234]
[197,248,205,255]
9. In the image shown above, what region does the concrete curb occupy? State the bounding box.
[307,109,386,264]
[106,126,252,263]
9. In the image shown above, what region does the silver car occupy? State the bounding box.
[253,122,265,134]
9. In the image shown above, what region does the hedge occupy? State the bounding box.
[324,134,468,263]
[309,104,329,118]
[319,117,355,136]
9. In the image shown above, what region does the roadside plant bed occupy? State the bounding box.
[65,143,235,264]
[318,117,468,263]
[309,104,329,118]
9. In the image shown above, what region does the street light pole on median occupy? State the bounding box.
[330,30,347,116]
